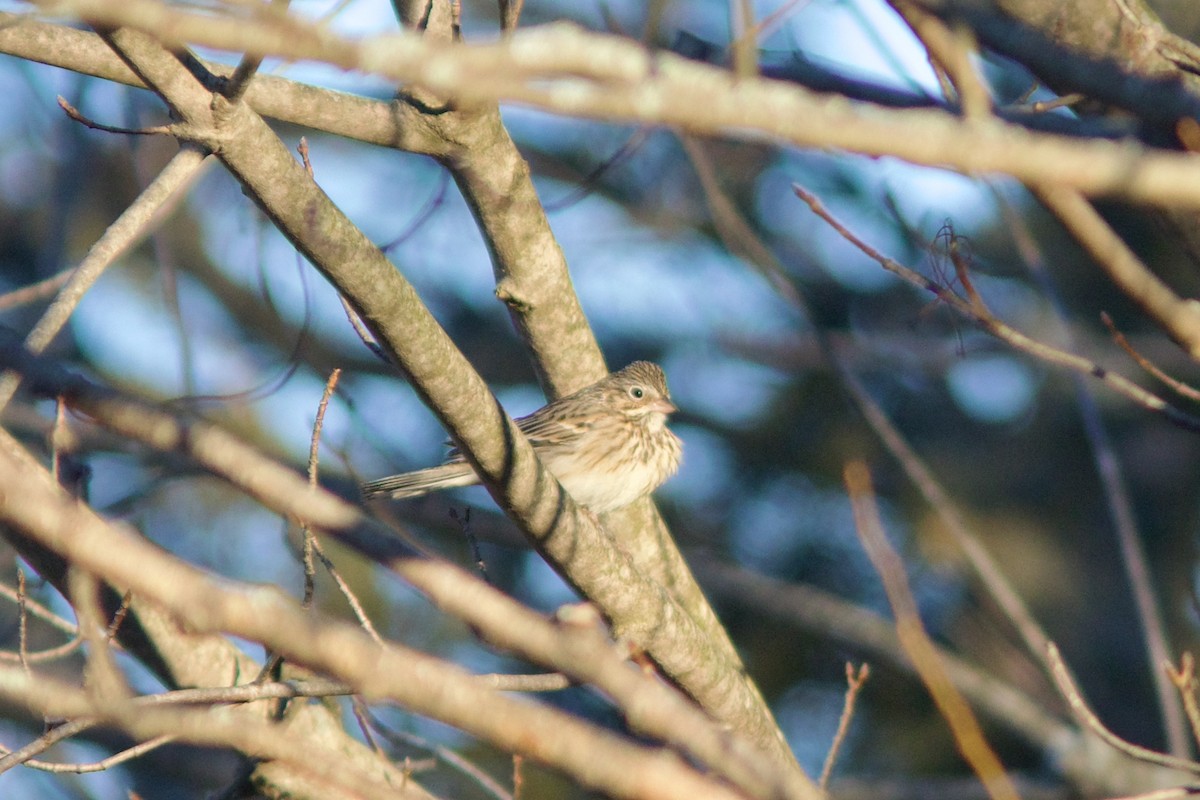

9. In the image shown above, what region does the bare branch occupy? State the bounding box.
[368,712,516,800]
[1034,186,1200,360]
[795,184,1200,434]
[0,269,73,312]
[27,18,799,772]
[690,557,1079,772]
[20,3,1200,206]
[846,461,1020,800]
[0,679,359,774]
[478,672,572,692]
[0,580,78,635]
[1046,643,1200,776]
[0,342,809,798]
[819,663,869,790]
[1101,313,1200,403]
[0,667,427,798]
[56,95,171,135]
[14,734,174,774]
[835,361,1057,670]
[1166,654,1200,751]
[889,1,992,119]
[1000,193,1191,758]
[0,444,766,800]
[0,145,210,414]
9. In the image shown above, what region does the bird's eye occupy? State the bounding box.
[629,386,645,399]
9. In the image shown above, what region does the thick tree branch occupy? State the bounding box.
[2,10,760,718]
[0,437,772,800]
[0,333,816,799]
[0,665,436,798]
[0,14,449,153]
[69,19,805,777]
[22,3,1200,207]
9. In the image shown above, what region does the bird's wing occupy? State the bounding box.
[440,445,468,463]
[513,407,586,445]
[442,408,582,459]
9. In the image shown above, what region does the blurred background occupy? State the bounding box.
[4,0,1200,797]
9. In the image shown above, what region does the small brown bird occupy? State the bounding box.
[361,361,682,513]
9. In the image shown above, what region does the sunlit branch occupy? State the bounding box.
[18,2,1200,206]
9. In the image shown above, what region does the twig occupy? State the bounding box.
[835,357,1056,673]
[105,591,132,641]
[0,581,78,635]
[0,716,98,774]
[301,368,341,607]
[542,130,647,213]
[499,0,524,33]
[369,711,516,800]
[0,268,73,312]
[132,136,198,399]
[794,184,1200,434]
[1166,654,1200,750]
[690,555,1075,758]
[50,396,67,485]
[0,635,83,664]
[683,136,802,306]
[1046,642,1200,775]
[888,1,991,119]
[1101,312,1200,402]
[0,145,209,414]
[478,672,572,692]
[315,0,358,26]
[297,136,313,178]
[300,368,383,642]
[1086,373,1188,756]
[819,662,869,790]
[452,507,490,584]
[68,569,128,707]
[338,293,388,363]
[1030,93,1085,112]
[56,96,171,135]
[1034,185,1200,360]
[845,461,1020,800]
[380,166,450,247]
[997,191,1190,758]
[1012,81,1040,105]
[0,679,355,774]
[307,543,383,644]
[349,695,385,757]
[15,570,35,687]
[728,0,758,79]
[222,0,292,103]
[13,734,175,774]
[944,232,985,312]
[750,0,813,44]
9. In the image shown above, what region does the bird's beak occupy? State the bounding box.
[652,397,677,415]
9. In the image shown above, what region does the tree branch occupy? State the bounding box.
[20,2,1200,207]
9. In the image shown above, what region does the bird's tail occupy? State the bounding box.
[360,463,479,500]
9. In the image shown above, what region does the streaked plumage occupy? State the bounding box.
[361,361,682,513]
